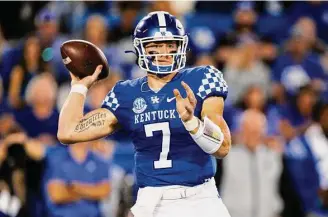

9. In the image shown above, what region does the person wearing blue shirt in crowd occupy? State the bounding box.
[43,140,111,217]
[34,8,70,85]
[289,1,328,43]
[13,74,59,143]
[8,35,45,110]
[272,23,327,104]
[278,84,318,142]
[284,100,328,217]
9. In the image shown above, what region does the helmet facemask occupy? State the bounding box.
[134,35,188,74]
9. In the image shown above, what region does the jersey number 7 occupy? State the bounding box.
[144,122,172,169]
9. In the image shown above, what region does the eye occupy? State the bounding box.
[168,43,177,49]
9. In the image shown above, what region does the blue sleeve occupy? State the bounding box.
[195,65,228,101]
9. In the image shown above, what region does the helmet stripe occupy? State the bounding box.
[157,12,167,32]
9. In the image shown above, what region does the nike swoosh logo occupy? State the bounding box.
[166,97,176,102]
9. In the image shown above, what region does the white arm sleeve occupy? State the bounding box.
[189,116,224,154]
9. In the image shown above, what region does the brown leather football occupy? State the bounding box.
[60,40,109,80]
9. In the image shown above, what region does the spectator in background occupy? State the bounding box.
[278,84,318,141]
[258,36,278,69]
[293,17,327,55]
[1,130,54,217]
[14,73,59,144]
[43,141,111,217]
[221,109,283,217]
[289,1,328,43]
[229,85,266,136]
[0,137,28,217]
[283,100,328,216]
[84,15,109,53]
[0,42,23,97]
[84,14,122,83]
[232,1,258,42]
[34,8,69,84]
[231,85,277,135]
[109,2,141,44]
[213,34,237,71]
[109,1,141,74]
[8,35,44,110]
[272,19,327,105]
[9,72,59,217]
[226,85,282,149]
[224,37,271,105]
[35,9,59,49]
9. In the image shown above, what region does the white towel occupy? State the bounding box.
[131,187,164,217]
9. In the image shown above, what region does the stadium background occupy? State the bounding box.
[0,1,328,217]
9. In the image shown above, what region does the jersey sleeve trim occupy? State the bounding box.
[101,83,121,113]
[196,65,228,100]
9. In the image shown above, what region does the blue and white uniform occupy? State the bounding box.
[102,66,231,217]
[102,10,231,217]
[102,66,227,188]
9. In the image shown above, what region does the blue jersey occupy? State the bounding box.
[101,65,228,187]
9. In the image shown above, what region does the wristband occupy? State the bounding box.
[182,116,200,131]
[70,84,88,98]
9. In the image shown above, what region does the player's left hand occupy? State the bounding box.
[173,81,197,122]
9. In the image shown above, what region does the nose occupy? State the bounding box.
[158,45,171,59]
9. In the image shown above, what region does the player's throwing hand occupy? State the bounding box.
[173,81,197,122]
[70,65,103,88]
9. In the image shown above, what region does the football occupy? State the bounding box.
[60,40,109,80]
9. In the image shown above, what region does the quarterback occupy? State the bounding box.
[58,11,231,217]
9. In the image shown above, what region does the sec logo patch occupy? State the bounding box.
[133,97,147,114]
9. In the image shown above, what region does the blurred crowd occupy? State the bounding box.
[0,1,328,217]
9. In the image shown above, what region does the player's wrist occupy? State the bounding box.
[70,84,88,98]
[182,116,200,132]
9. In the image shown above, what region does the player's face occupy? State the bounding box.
[144,41,178,65]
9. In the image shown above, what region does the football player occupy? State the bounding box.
[58,11,231,217]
